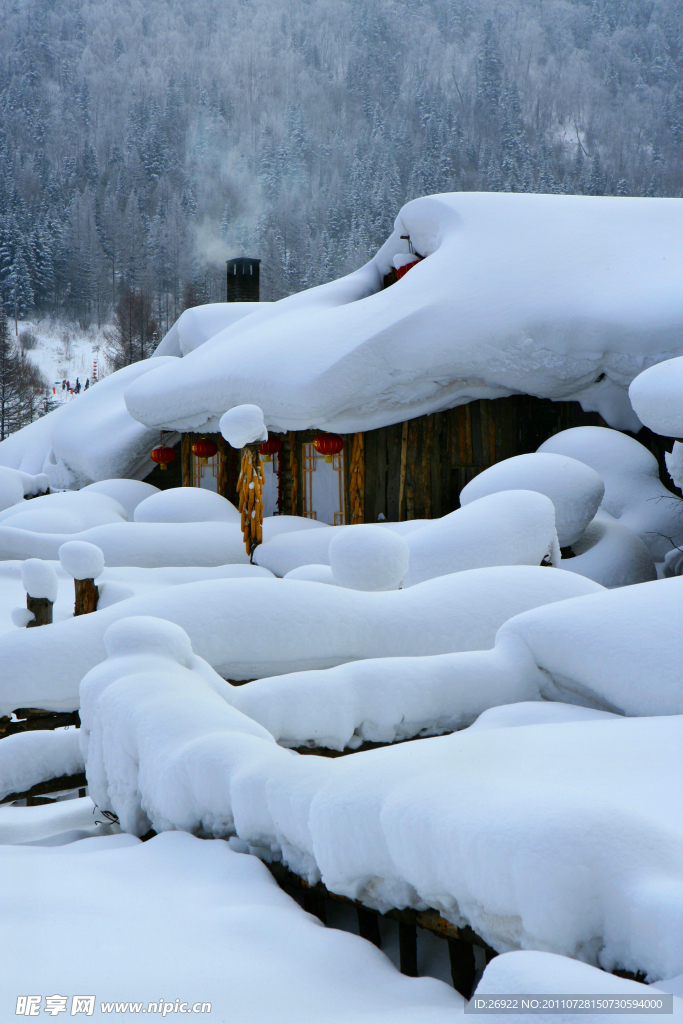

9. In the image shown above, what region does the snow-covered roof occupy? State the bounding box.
[0,358,179,488]
[125,192,683,436]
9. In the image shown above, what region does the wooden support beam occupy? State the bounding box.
[74,578,98,616]
[448,936,477,999]
[357,905,381,947]
[26,595,52,627]
[398,921,418,977]
[0,771,87,805]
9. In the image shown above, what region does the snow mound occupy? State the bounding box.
[629,355,683,439]
[666,442,683,490]
[0,489,127,535]
[0,566,602,715]
[256,492,559,583]
[134,487,240,523]
[21,558,58,602]
[220,404,267,447]
[0,729,83,801]
[0,521,249,567]
[0,466,44,512]
[402,490,559,587]
[459,453,604,548]
[81,479,159,519]
[82,631,683,982]
[284,564,338,585]
[538,427,683,560]
[123,193,683,437]
[0,828,463,1022]
[329,525,409,591]
[474,951,680,1022]
[559,509,657,588]
[58,541,105,580]
[255,525,338,576]
[154,301,269,357]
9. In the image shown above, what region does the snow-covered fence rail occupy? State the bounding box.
[76,615,683,987]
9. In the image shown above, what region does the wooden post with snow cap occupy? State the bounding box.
[220,405,268,561]
[19,559,58,627]
[58,541,105,616]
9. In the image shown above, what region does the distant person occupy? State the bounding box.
[84,378,90,390]
[61,380,65,392]
[75,378,81,394]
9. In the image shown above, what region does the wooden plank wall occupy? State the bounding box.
[363,396,606,522]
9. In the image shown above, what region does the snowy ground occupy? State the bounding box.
[15,316,111,399]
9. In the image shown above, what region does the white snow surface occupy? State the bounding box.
[81,618,683,982]
[402,490,560,587]
[459,453,605,548]
[329,525,410,590]
[153,301,269,357]
[0,824,464,1022]
[537,427,683,560]
[0,520,249,566]
[123,193,683,436]
[21,557,59,602]
[0,357,179,488]
[629,355,683,438]
[666,442,683,490]
[0,465,48,512]
[58,541,105,580]
[284,564,338,585]
[0,729,83,801]
[133,486,240,523]
[219,403,268,447]
[229,573,683,751]
[474,951,682,1024]
[559,510,657,589]
[0,488,128,534]
[255,490,560,581]
[0,566,601,715]
[81,479,159,519]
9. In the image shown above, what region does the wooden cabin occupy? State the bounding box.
[169,398,675,525]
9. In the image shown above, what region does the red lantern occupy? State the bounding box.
[313,432,344,464]
[150,446,176,471]
[396,256,422,280]
[191,437,218,465]
[259,434,283,463]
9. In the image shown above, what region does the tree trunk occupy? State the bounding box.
[26,595,53,627]
[74,578,99,615]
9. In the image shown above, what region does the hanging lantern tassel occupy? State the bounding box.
[237,444,265,558]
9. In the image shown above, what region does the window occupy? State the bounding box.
[301,443,346,525]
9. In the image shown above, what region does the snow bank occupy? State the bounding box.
[153,301,269,357]
[134,486,240,523]
[231,573,683,750]
[124,193,683,437]
[0,796,117,846]
[0,489,127,534]
[329,525,409,590]
[284,564,338,585]
[21,558,58,602]
[474,951,681,1023]
[402,491,559,587]
[59,541,105,580]
[629,355,683,439]
[82,620,683,982]
[0,729,83,801]
[538,427,683,560]
[459,453,604,548]
[0,465,48,513]
[559,510,657,588]
[0,520,249,567]
[81,479,159,519]
[0,826,463,1022]
[499,576,683,716]
[256,491,559,582]
[0,566,601,715]
[0,357,179,488]
[220,403,267,447]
